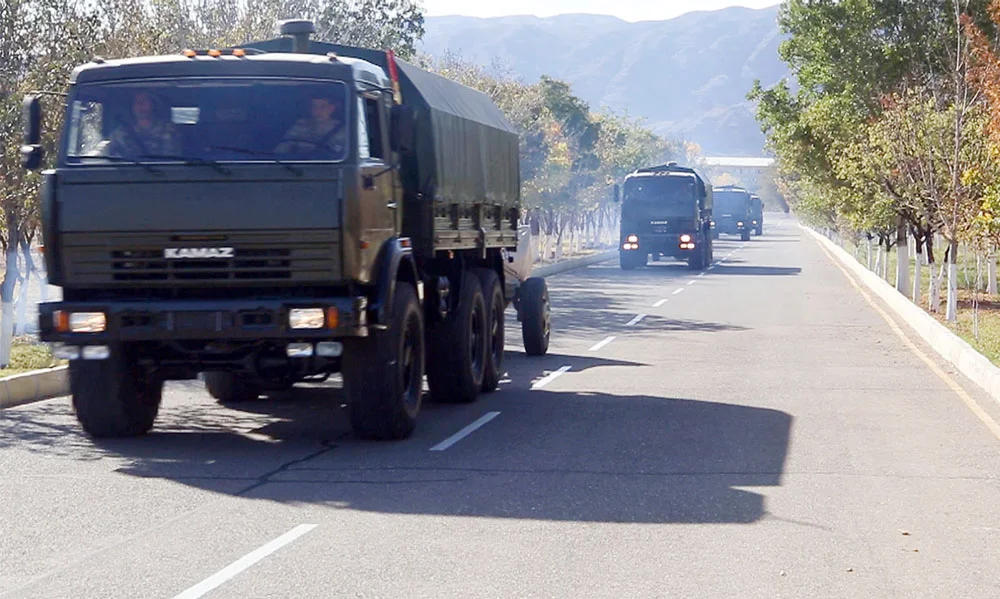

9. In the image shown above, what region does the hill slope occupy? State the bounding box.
[420,6,787,155]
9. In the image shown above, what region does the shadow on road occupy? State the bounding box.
[1,371,792,525]
[711,265,802,277]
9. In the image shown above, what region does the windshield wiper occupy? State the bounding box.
[205,146,303,176]
[73,155,160,174]
[137,154,232,176]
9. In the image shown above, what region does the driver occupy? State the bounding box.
[275,95,346,155]
[107,91,180,156]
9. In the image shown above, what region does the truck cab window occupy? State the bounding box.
[360,94,384,161]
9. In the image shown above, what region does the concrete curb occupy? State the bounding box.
[532,250,617,279]
[0,365,69,410]
[803,225,1000,405]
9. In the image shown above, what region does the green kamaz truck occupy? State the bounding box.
[21,20,550,440]
[616,163,714,270]
[711,185,752,241]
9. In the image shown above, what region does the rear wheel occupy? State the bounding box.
[70,346,162,438]
[427,272,488,403]
[475,268,505,393]
[344,282,424,440]
[520,277,551,356]
[204,372,260,404]
[756,224,763,236]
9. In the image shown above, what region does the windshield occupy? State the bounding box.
[64,78,350,164]
[714,191,750,215]
[623,175,696,217]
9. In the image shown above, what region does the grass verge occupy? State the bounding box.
[1,337,63,378]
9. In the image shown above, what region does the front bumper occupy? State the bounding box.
[38,296,369,344]
[714,220,748,234]
[622,233,700,258]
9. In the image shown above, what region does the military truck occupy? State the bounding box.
[750,194,764,236]
[712,185,752,241]
[615,163,713,270]
[21,20,551,441]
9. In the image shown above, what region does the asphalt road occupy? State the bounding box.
[5,215,1000,598]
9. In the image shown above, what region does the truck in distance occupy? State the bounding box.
[615,162,714,271]
[711,185,753,241]
[750,193,764,236]
[21,19,551,441]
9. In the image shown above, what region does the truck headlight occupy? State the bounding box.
[289,308,325,330]
[56,311,107,333]
[626,234,639,243]
[737,221,744,227]
[680,234,692,243]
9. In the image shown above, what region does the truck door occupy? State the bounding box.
[357,91,396,276]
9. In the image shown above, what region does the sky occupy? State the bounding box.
[421,1,780,23]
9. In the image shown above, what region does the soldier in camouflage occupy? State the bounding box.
[107,91,181,157]
[275,95,347,156]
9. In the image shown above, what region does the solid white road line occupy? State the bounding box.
[430,411,502,451]
[652,299,668,308]
[531,366,572,390]
[589,336,616,352]
[172,524,318,599]
[625,314,647,327]
[672,288,685,295]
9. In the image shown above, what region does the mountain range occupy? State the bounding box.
[419,5,788,156]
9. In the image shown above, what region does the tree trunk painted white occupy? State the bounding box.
[989,253,998,295]
[929,262,942,313]
[896,225,909,294]
[946,241,959,322]
[913,251,922,303]
[874,244,882,276]
[0,245,20,367]
[866,238,873,270]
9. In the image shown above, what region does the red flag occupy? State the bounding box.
[386,49,402,104]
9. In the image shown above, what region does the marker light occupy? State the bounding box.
[232,48,246,57]
[61,312,106,333]
[208,49,222,57]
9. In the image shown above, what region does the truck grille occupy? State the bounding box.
[62,231,340,286]
[111,248,293,281]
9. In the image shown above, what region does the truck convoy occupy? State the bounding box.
[21,20,551,441]
[616,163,714,270]
[711,185,753,241]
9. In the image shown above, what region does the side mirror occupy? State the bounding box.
[613,184,620,203]
[390,104,415,154]
[21,95,44,171]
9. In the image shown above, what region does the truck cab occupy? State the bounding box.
[617,163,713,270]
[712,185,753,241]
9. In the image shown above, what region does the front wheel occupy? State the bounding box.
[619,251,646,270]
[70,346,162,438]
[204,372,260,404]
[741,230,751,241]
[520,277,551,356]
[344,282,425,440]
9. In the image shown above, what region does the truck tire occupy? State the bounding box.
[520,277,550,356]
[344,282,424,440]
[688,247,705,270]
[474,268,505,393]
[427,272,488,403]
[619,251,645,270]
[204,372,259,404]
[741,229,751,241]
[70,347,162,438]
[756,224,763,236]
